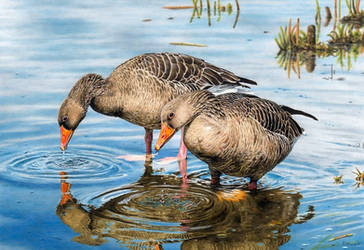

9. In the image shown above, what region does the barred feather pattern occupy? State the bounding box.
[98,52,255,129]
[186,90,226,118]
[61,52,256,132]
[217,92,304,141]
[165,90,315,181]
[118,52,256,91]
[68,73,107,110]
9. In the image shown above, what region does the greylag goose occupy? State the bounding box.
[58,53,256,159]
[155,90,317,190]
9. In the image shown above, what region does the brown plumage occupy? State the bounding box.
[57,52,256,152]
[155,90,317,189]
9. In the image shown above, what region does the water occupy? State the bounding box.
[1,0,363,249]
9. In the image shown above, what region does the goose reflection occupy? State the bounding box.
[57,167,314,249]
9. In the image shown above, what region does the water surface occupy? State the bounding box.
[1,0,363,249]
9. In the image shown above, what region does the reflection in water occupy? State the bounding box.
[341,0,364,25]
[315,0,322,42]
[275,10,364,78]
[333,174,344,184]
[276,50,316,79]
[331,42,363,70]
[276,34,363,78]
[324,6,333,27]
[57,168,314,248]
[188,0,240,28]
[353,167,364,188]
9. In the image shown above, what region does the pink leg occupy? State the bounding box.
[248,180,257,190]
[177,127,188,182]
[177,127,187,160]
[210,168,221,185]
[116,128,153,161]
[178,158,188,187]
[144,128,153,155]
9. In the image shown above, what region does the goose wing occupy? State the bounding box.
[127,53,257,91]
[219,93,308,140]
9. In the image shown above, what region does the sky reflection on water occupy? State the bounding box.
[0,0,363,249]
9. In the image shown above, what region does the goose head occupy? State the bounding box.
[58,74,105,151]
[155,90,216,151]
[58,98,86,151]
[154,94,196,152]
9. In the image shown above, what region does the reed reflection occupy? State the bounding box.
[188,0,240,28]
[275,1,364,78]
[57,167,314,248]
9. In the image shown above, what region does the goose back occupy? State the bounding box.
[92,53,256,130]
[218,93,304,141]
[114,53,256,92]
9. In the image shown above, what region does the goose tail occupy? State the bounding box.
[281,105,318,121]
[238,77,257,86]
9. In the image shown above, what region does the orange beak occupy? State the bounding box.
[155,122,176,151]
[60,125,74,151]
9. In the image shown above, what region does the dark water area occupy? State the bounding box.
[1,0,363,249]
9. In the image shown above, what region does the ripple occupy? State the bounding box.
[58,179,306,247]
[89,182,230,233]
[0,146,133,184]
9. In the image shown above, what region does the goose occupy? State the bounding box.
[57,53,256,160]
[155,90,317,190]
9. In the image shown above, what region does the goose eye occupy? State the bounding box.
[62,115,69,122]
[167,112,175,120]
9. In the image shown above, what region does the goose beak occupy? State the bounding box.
[155,122,176,151]
[60,125,74,151]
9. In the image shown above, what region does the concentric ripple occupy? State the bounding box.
[92,183,230,231]
[0,146,133,184]
[58,180,306,247]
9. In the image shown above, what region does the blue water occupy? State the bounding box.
[1,0,363,249]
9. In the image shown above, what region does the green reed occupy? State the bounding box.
[342,0,364,25]
[345,0,361,15]
[275,4,364,77]
[275,18,306,51]
[328,23,364,43]
[190,0,239,27]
